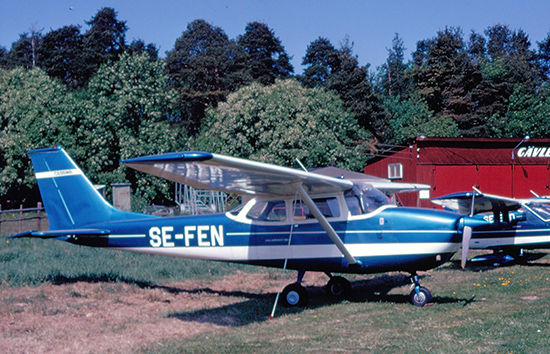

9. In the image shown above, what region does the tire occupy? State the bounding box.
[409,287,432,307]
[281,283,309,307]
[325,276,351,298]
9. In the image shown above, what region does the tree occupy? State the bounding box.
[484,24,540,90]
[237,22,293,85]
[80,7,128,86]
[195,79,370,171]
[126,39,158,61]
[6,29,43,69]
[384,94,459,144]
[497,85,550,138]
[0,46,9,69]
[411,27,489,136]
[82,52,184,204]
[301,36,383,138]
[0,67,78,203]
[300,37,340,88]
[37,25,86,89]
[84,7,127,62]
[377,33,410,97]
[166,19,247,135]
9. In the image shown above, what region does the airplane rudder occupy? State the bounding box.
[29,146,114,228]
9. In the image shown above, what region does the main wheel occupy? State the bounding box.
[281,283,309,307]
[325,276,351,298]
[409,287,432,307]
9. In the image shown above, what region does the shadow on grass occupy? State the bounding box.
[46,272,475,327]
[167,273,474,327]
[47,272,268,300]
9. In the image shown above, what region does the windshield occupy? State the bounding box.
[345,183,391,214]
[525,202,550,221]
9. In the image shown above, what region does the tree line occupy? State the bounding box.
[2,7,550,206]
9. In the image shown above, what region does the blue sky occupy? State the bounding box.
[2,1,550,73]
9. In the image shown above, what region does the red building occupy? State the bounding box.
[364,137,550,208]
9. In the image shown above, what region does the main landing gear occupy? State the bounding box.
[409,273,432,307]
[280,271,353,307]
[280,270,309,307]
[280,271,432,307]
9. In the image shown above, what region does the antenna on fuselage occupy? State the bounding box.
[295,158,308,172]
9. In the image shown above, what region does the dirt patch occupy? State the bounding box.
[0,271,330,354]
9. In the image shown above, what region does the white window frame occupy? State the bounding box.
[388,163,403,180]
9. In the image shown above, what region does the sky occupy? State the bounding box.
[2,0,550,74]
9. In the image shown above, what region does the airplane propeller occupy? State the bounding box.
[461,225,472,269]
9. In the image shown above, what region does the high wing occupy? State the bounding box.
[368,181,431,194]
[123,152,354,197]
[124,151,363,265]
[309,166,430,195]
[431,190,523,215]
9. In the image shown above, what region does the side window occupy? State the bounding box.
[293,197,340,220]
[246,201,286,221]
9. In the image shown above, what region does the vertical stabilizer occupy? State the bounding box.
[29,147,143,230]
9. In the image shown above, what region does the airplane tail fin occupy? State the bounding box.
[29,146,146,230]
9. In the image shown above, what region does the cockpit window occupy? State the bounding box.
[293,197,340,220]
[525,202,550,221]
[246,201,286,221]
[345,183,391,214]
[229,203,245,216]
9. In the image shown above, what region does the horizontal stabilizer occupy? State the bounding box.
[9,228,110,239]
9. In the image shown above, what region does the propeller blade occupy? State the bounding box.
[462,225,472,269]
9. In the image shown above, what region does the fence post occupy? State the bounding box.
[0,204,2,234]
[19,204,23,233]
[37,202,42,231]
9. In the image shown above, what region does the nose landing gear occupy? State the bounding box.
[409,273,432,307]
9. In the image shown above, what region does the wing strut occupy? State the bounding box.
[297,184,360,267]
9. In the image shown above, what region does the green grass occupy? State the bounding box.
[1,224,261,289]
[3,219,550,353]
[139,259,550,354]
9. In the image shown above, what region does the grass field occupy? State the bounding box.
[2,218,550,353]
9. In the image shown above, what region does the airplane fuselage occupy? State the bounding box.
[64,206,463,275]
[468,206,550,250]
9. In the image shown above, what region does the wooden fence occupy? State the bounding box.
[0,202,44,234]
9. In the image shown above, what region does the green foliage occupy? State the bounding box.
[81,52,186,203]
[385,94,460,144]
[377,33,411,98]
[196,79,370,171]
[301,37,383,138]
[496,85,550,138]
[0,67,79,202]
[37,25,86,89]
[166,19,248,135]
[238,22,293,85]
[5,30,43,69]
[82,7,128,80]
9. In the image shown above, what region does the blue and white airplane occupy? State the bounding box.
[11,146,479,307]
[432,189,550,267]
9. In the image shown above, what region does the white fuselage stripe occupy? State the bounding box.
[471,234,550,248]
[111,242,460,261]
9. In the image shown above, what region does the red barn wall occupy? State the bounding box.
[364,137,550,208]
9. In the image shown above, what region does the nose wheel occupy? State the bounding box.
[409,273,432,307]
